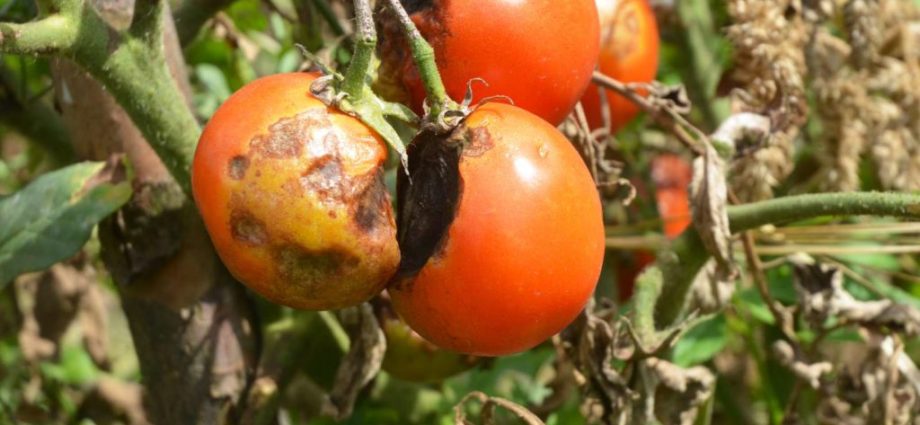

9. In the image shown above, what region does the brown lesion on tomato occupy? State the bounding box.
[271,242,361,289]
[352,169,393,234]
[459,126,494,158]
[249,108,331,160]
[228,155,250,180]
[300,155,347,203]
[230,209,268,246]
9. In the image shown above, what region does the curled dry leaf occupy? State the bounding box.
[773,339,833,389]
[791,255,920,335]
[453,391,544,425]
[689,143,736,309]
[709,112,772,158]
[644,357,716,425]
[687,259,736,315]
[558,308,633,424]
[321,303,386,420]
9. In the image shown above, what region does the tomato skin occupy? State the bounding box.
[192,73,399,310]
[582,0,660,132]
[390,103,605,356]
[382,0,600,126]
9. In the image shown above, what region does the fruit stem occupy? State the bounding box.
[383,0,459,120]
[341,0,376,99]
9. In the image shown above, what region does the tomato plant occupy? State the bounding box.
[581,0,660,132]
[192,72,399,310]
[391,102,605,356]
[379,0,601,125]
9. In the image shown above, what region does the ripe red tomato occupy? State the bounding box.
[581,0,660,132]
[390,103,605,356]
[379,0,600,125]
[192,73,399,310]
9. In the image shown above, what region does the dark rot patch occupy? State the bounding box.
[249,110,331,159]
[461,126,494,158]
[228,155,250,180]
[230,209,268,246]
[353,169,391,234]
[396,128,463,278]
[300,155,346,202]
[272,243,360,285]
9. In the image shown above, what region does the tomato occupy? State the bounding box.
[192,73,399,310]
[581,0,659,132]
[391,103,605,356]
[379,0,600,125]
[651,154,692,239]
[381,314,480,383]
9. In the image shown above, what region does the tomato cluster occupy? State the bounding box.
[192,0,661,358]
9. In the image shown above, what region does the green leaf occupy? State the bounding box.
[672,315,728,367]
[0,161,132,285]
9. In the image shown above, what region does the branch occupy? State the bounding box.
[0,15,76,55]
[640,191,920,329]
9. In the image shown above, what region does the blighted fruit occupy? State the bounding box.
[391,102,605,356]
[192,72,400,310]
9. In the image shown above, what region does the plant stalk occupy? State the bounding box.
[383,0,454,117]
[341,0,375,99]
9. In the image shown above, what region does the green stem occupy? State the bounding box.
[643,191,920,329]
[383,0,453,116]
[0,15,77,55]
[728,192,920,233]
[341,0,374,99]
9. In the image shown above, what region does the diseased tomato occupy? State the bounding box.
[378,0,600,125]
[381,312,480,383]
[391,102,605,356]
[192,72,400,310]
[582,0,660,132]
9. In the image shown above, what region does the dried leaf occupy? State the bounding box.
[773,340,833,389]
[791,255,920,335]
[559,307,633,424]
[321,303,386,420]
[690,145,734,281]
[644,357,715,425]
